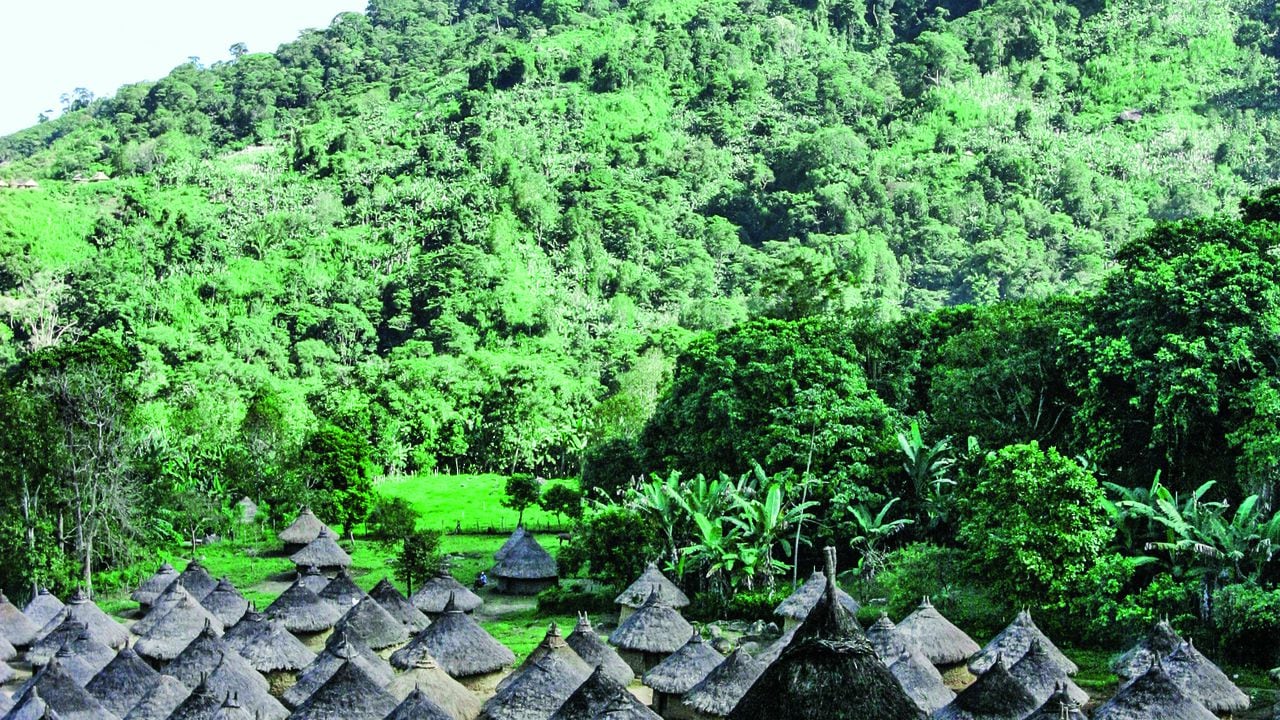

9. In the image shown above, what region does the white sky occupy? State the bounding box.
[0,0,369,136]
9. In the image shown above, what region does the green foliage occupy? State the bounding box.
[501,473,543,526]
[559,504,659,587]
[685,588,788,623]
[392,528,444,595]
[875,543,1007,639]
[299,424,376,536]
[580,437,643,502]
[539,482,583,524]
[535,581,617,616]
[367,495,422,543]
[1212,583,1280,666]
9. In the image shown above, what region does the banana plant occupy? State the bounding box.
[726,481,817,590]
[849,497,914,580]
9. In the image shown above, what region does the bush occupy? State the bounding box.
[367,496,421,543]
[559,505,659,587]
[537,581,618,616]
[1213,584,1280,666]
[875,543,1007,639]
[686,588,787,623]
[581,438,643,501]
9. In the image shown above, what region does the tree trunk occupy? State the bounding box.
[83,535,94,598]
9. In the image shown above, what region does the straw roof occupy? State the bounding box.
[1024,684,1088,720]
[263,577,342,634]
[371,578,431,633]
[726,547,923,720]
[889,647,956,715]
[1093,661,1216,720]
[163,622,266,695]
[299,566,330,594]
[221,611,317,674]
[494,526,528,562]
[683,648,767,717]
[387,654,484,719]
[391,594,515,678]
[608,587,694,654]
[210,695,254,720]
[199,578,249,627]
[387,688,456,720]
[1008,639,1089,707]
[0,631,15,661]
[172,560,219,600]
[565,614,634,687]
[1111,619,1184,680]
[933,656,1039,720]
[178,652,287,720]
[754,623,798,666]
[130,581,191,637]
[24,588,65,630]
[895,597,979,665]
[0,591,39,646]
[615,563,689,609]
[290,528,352,569]
[481,623,592,720]
[867,613,911,663]
[1163,640,1250,714]
[131,563,178,607]
[85,647,161,718]
[163,676,224,720]
[774,571,860,621]
[120,675,191,720]
[47,590,128,650]
[133,595,225,662]
[279,507,330,546]
[332,595,411,650]
[549,665,661,720]
[52,644,106,687]
[7,655,119,720]
[489,532,558,581]
[54,628,114,676]
[288,659,400,720]
[27,619,94,667]
[283,629,395,709]
[411,571,483,614]
[317,567,367,610]
[0,658,13,684]
[642,628,721,695]
[969,611,1077,676]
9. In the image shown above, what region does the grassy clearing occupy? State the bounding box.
[377,474,575,533]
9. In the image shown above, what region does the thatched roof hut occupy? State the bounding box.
[288,659,399,720]
[0,631,15,661]
[163,676,224,720]
[387,687,456,720]
[24,588,65,630]
[725,547,923,720]
[175,651,287,720]
[333,595,410,651]
[41,590,128,650]
[753,624,797,666]
[263,577,342,634]
[0,591,39,646]
[1111,619,1184,680]
[683,648,767,718]
[411,571,484,615]
[643,628,722,716]
[85,647,161,718]
[299,565,330,594]
[163,622,266,695]
[773,571,861,631]
[317,567,367,611]
[234,497,257,525]
[129,581,191,638]
[290,527,352,571]
[480,623,592,720]
[1093,661,1216,720]
[1008,639,1089,707]
[895,597,979,666]
[933,656,1039,720]
[548,665,661,720]
[370,578,431,633]
[221,611,317,674]
[489,532,558,596]
[1024,684,1088,720]
[386,654,484,719]
[616,563,689,623]
[210,694,254,720]
[53,628,114,676]
[283,629,395,709]
[52,643,108,687]
[120,675,191,720]
[199,578,248,627]
[7,655,119,720]
[279,507,329,549]
[888,647,956,715]
[390,594,515,681]
[1164,640,1250,714]
[609,587,694,674]
[0,658,13,684]
[969,611,1077,676]
[866,613,911,663]
[133,596,225,663]
[565,614,634,687]
[131,563,178,608]
[494,525,527,562]
[172,560,219,601]
[26,619,95,667]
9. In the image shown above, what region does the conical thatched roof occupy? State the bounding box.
[1111,619,1184,680]
[643,628,721,695]
[387,654,484,719]
[390,594,515,678]
[1164,640,1250,714]
[7,655,119,720]
[283,629,395,709]
[489,532,558,581]
[316,567,367,610]
[163,622,266,695]
[683,648,766,718]
[615,563,689,609]
[163,676,224,720]
[774,571,861,622]
[969,611,1077,676]
[754,623,798,666]
[895,597,979,666]
[0,631,15,661]
[481,623,592,720]
[889,647,956,715]
[333,595,410,650]
[199,578,248,627]
[565,614,634,687]
[263,576,342,633]
[43,590,128,650]
[51,644,106,687]
[24,588,65,630]
[0,591,39,646]
[290,659,400,720]
[726,547,923,720]
[279,507,330,546]
[53,628,114,677]
[172,560,219,600]
[494,526,528,562]
[609,587,693,654]
[0,658,13,684]
[129,581,191,638]
[177,652,287,720]
[131,563,178,607]
[371,579,431,633]
[1024,684,1088,720]
[290,528,352,569]
[549,665,661,720]
[120,675,190,720]
[1008,639,1089,707]
[1093,661,1217,720]
[86,647,161,718]
[411,571,483,614]
[27,619,94,667]
[133,595,225,662]
[299,565,330,594]
[933,656,1039,720]
[387,688,456,720]
[210,694,254,720]
[867,613,910,662]
[222,611,317,674]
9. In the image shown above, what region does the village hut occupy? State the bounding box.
[0,591,39,646]
[549,665,662,720]
[287,659,399,720]
[888,647,956,715]
[933,656,1039,720]
[199,578,249,627]
[210,694,253,720]
[85,647,161,718]
[283,629,395,709]
[1111,619,1184,680]
[643,629,723,717]
[866,613,911,663]
[489,532,558,595]
[174,652,287,720]
[51,644,107,687]
[262,576,342,635]
[411,570,484,615]
[52,628,114,677]
[370,578,431,633]
[163,676,225,720]
[18,180,40,190]
[773,571,861,632]
[131,563,178,609]
[609,587,694,675]
[494,526,528,562]
[133,595,225,663]
[1008,639,1089,707]
[221,610,317,676]
[1093,661,1216,720]
[565,613,634,687]
[172,560,219,600]
[332,595,410,650]
[26,620,96,667]
[0,179,9,188]
[89,172,111,183]
[1024,684,1088,720]
[24,588,65,630]
[616,563,690,624]
[5,655,119,720]
[299,565,330,594]
[163,622,265,695]
[37,590,128,650]
[316,567,367,611]
[969,611,1077,676]
[895,597,979,666]
[387,654,485,719]
[129,581,191,638]
[726,547,923,720]
[290,527,352,572]
[0,632,15,662]
[278,507,329,551]
[681,649,766,720]
[387,688,457,720]
[390,593,515,691]
[1163,640,1251,714]
[479,623,593,720]
[752,624,797,666]
[120,675,191,720]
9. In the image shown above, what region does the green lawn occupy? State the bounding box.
[377,474,576,534]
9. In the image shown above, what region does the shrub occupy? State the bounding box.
[537,581,618,616]
[686,588,787,623]
[875,543,1007,639]
[367,496,421,543]
[581,438,643,501]
[559,505,659,587]
[1213,583,1280,666]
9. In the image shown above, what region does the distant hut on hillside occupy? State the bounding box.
[489,531,558,595]
[895,597,979,666]
[222,610,317,679]
[120,674,191,720]
[5,654,117,720]
[332,595,410,651]
[317,567,368,611]
[616,563,689,624]
[388,688,457,720]
[390,593,514,692]
[263,576,342,636]
[479,623,592,720]
[386,652,484,719]
[866,613,911,662]
[17,179,39,189]
[200,578,249,627]
[969,611,1077,676]
[774,570,860,632]
[1092,661,1216,720]
[889,647,956,715]
[290,527,352,573]
[411,570,484,615]
[283,628,395,709]
[279,507,329,552]
[288,659,400,720]
[609,587,695,675]
[643,629,723,718]
[85,647,161,718]
[235,497,258,525]
[369,578,430,633]
[133,595,224,663]
[1164,640,1250,714]
[933,656,1039,720]
[549,665,661,720]
[24,587,65,629]
[1024,684,1088,720]
[0,179,9,188]
[566,613,634,687]
[1008,639,1089,707]
[682,649,767,719]
[1111,619,1184,680]
[90,171,110,183]
[0,590,39,647]
[131,563,179,609]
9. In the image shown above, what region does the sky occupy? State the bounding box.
[0,0,369,136]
